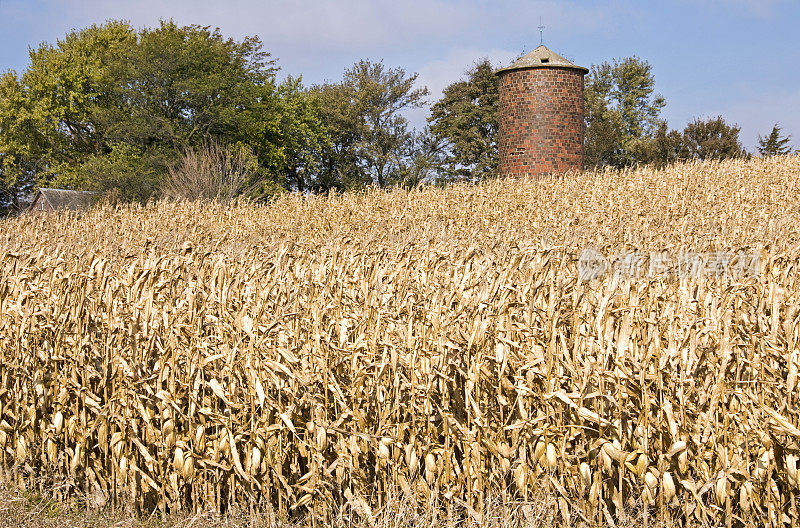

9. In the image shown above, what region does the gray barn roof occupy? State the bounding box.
[30,188,97,211]
[496,45,589,75]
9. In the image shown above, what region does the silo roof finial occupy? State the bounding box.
[538,17,545,46]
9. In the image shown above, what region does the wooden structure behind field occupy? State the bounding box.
[27,188,96,213]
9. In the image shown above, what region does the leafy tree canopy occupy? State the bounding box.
[0,19,324,210]
[428,58,499,182]
[644,116,747,167]
[584,57,666,168]
[310,60,428,191]
[680,116,747,161]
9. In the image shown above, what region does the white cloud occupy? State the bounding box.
[57,0,474,51]
[37,0,606,74]
[4,0,603,96]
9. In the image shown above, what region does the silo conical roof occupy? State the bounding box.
[496,45,589,75]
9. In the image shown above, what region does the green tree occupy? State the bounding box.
[757,123,793,156]
[68,143,160,203]
[269,77,329,193]
[640,122,684,168]
[393,126,446,187]
[9,21,141,197]
[309,81,367,191]
[0,20,322,206]
[584,57,665,168]
[0,71,42,212]
[108,22,280,157]
[428,58,499,181]
[311,60,428,190]
[346,60,429,188]
[85,21,286,198]
[584,62,622,168]
[680,116,747,161]
[0,22,138,212]
[310,83,368,192]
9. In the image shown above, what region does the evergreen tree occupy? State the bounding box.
[757,123,793,156]
[428,59,499,181]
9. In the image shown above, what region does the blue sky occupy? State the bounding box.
[1,0,798,151]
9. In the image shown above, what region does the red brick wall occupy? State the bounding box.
[497,67,585,177]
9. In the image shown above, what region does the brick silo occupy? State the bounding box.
[496,45,588,177]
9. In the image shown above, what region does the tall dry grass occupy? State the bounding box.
[1,155,800,527]
[161,142,263,203]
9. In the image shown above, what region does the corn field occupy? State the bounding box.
[1,155,800,527]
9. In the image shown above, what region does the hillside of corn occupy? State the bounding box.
[1,155,800,527]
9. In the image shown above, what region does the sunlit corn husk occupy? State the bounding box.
[378,442,389,461]
[668,441,687,458]
[98,420,108,448]
[406,447,419,476]
[513,462,527,491]
[70,442,82,474]
[756,450,771,481]
[789,352,798,393]
[545,443,557,470]
[715,474,729,506]
[645,471,659,493]
[663,471,676,503]
[315,427,328,452]
[182,453,195,479]
[678,450,689,474]
[119,456,128,480]
[589,476,602,508]
[740,482,753,513]
[251,446,262,472]
[579,462,591,489]
[194,425,205,447]
[643,486,656,506]
[787,454,798,488]
[533,440,546,466]
[66,416,77,440]
[46,437,57,464]
[173,446,185,473]
[15,436,27,461]
[53,412,64,435]
[425,453,436,484]
[634,453,647,479]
